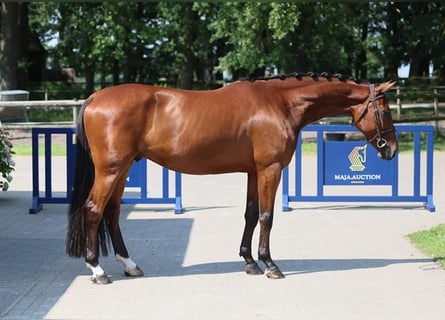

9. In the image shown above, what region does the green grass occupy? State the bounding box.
[12,144,67,156]
[398,131,445,152]
[408,225,445,269]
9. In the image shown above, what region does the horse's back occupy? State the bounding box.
[82,84,255,173]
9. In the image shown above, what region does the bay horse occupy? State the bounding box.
[67,73,397,284]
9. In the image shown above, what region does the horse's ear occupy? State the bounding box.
[376,81,396,93]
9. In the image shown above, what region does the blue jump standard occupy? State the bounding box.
[282,124,435,212]
[29,127,182,214]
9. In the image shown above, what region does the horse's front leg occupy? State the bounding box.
[257,163,285,279]
[239,172,263,275]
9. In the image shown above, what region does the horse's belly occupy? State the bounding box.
[172,159,251,174]
[144,144,254,175]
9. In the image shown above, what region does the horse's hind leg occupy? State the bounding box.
[83,174,116,284]
[84,166,129,284]
[104,173,144,277]
[239,172,263,275]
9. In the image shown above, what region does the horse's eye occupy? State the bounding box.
[382,110,391,119]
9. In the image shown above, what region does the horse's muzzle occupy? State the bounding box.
[377,144,397,160]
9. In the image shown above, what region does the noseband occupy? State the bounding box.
[354,84,394,149]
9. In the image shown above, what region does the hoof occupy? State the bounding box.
[244,262,264,275]
[124,265,144,277]
[92,273,112,284]
[265,266,285,279]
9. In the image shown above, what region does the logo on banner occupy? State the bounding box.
[348,144,367,171]
[324,141,393,185]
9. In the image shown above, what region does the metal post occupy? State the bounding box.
[30,129,42,214]
[282,167,290,211]
[73,106,79,124]
[433,88,439,129]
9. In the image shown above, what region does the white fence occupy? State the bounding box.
[0,100,84,129]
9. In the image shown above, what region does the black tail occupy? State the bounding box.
[66,97,110,257]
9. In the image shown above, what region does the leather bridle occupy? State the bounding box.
[353,84,395,149]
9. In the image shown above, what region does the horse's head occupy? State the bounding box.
[352,81,398,160]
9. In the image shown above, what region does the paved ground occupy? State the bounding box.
[1,152,445,320]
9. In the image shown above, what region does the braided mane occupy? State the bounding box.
[247,72,362,84]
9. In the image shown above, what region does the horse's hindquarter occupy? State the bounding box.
[84,83,296,175]
[83,85,155,170]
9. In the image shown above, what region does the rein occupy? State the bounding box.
[354,84,394,149]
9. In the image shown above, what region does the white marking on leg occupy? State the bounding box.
[116,254,137,271]
[85,263,106,278]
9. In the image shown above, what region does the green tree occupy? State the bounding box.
[89,2,159,84]
[22,1,445,91]
[29,2,161,93]
[373,2,445,80]
[157,2,215,88]
[0,2,29,89]
[284,3,359,75]
[201,2,300,77]
[30,2,101,93]
[205,2,375,78]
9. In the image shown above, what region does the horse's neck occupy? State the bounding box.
[281,82,369,126]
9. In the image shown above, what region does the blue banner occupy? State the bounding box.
[324,141,395,185]
[126,160,146,187]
